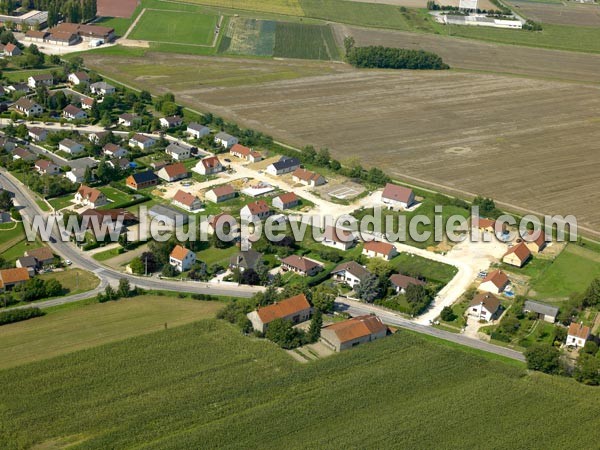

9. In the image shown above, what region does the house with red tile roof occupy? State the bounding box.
[321,315,388,352]
[172,190,202,211]
[74,185,108,208]
[247,294,312,333]
[0,267,30,291]
[292,168,326,187]
[479,269,509,294]
[272,192,299,210]
[240,200,272,222]
[522,230,547,253]
[230,144,262,163]
[169,245,196,272]
[566,322,591,348]
[194,156,223,175]
[321,226,356,251]
[205,185,236,203]
[502,242,532,268]
[362,240,397,261]
[35,159,60,175]
[156,163,189,182]
[381,183,415,209]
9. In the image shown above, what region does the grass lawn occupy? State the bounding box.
[1,320,600,448]
[0,295,223,370]
[36,198,51,212]
[47,194,74,211]
[2,68,57,83]
[0,223,44,263]
[196,244,238,267]
[388,252,457,285]
[129,9,218,46]
[98,186,136,208]
[38,268,100,296]
[529,244,600,301]
[92,247,123,261]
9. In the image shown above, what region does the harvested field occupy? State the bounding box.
[335,24,600,84]
[98,0,138,18]
[507,0,600,26]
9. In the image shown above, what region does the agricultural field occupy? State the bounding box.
[2,320,600,448]
[219,17,276,56]
[507,0,600,26]
[273,22,340,60]
[128,9,219,46]
[0,295,223,370]
[180,0,304,16]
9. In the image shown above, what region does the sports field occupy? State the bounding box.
[2,319,600,448]
[0,296,223,370]
[129,9,218,45]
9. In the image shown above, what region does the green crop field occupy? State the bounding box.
[129,9,219,46]
[273,22,340,60]
[2,319,600,448]
[0,296,223,370]
[220,17,276,56]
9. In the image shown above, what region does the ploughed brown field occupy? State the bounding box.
[97,0,138,18]
[507,0,600,27]
[85,52,600,235]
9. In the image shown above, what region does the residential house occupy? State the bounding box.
[331,261,370,287]
[102,143,128,159]
[186,122,210,139]
[523,300,559,324]
[479,269,509,294]
[107,158,131,171]
[321,315,388,352]
[292,168,326,187]
[214,132,238,149]
[90,81,115,96]
[208,213,238,234]
[118,113,141,128]
[4,43,21,56]
[523,230,547,253]
[473,217,496,234]
[230,143,262,163]
[65,167,87,183]
[502,242,532,268]
[129,134,155,150]
[195,156,223,175]
[205,184,236,203]
[27,73,53,89]
[59,138,84,155]
[240,200,272,222]
[0,268,30,291]
[14,97,43,117]
[88,131,110,144]
[28,126,47,142]
[172,189,202,211]
[169,245,196,272]
[12,147,35,161]
[165,142,192,161]
[247,294,312,333]
[81,97,94,110]
[75,185,107,208]
[468,292,501,322]
[362,240,397,261]
[68,71,90,86]
[35,159,60,175]
[566,322,591,348]
[148,204,188,226]
[321,226,355,251]
[266,156,301,176]
[280,255,322,277]
[229,250,263,273]
[126,171,159,190]
[63,104,87,121]
[156,163,189,183]
[381,183,415,209]
[16,256,37,276]
[159,115,183,129]
[272,192,299,210]
[390,274,426,294]
[7,83,30,94]
[25,247,55,268]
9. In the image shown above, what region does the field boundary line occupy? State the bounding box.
[122,7,147,39]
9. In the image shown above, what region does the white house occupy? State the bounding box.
[331,261,370,287]
[129,134,155,150]
[230,143,262,162]
[90,81,116,96]
[27,73,53,89]
[28,127,47,142]
[362,240,397,260]
[186,122,210,139]
[165,143,191,161]
[14,97,43,117]
[266,156,301,176]
[169,245,196,272]
[479,270,509,294]
[59,139,84,155]
[381,183,415,209]
[468,293,501,322]
[321,226,355,251]
[68,71,90,86]
[566,322,591,348]
[389,274,426,294]
[35,160,60,175]
[214,132,238,149]
[118,113,141,127]
[205,185,236,203]
[159,115,183,129]
[102,143,128,159]
[172,190,202,211]
[74,185,107,208]
[63,104,87,121]
[272,192,298,210]
[240,200,272,222]
[292,168,326,187]
[65,167,87,183]
[194,156,223,175]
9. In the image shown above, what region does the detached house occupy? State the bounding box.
[502,242,532,268]
[28,127,47,142]
[229,250,263,273]
[65,167,87,183]
[0,268,30,292]
[169,245,196,272]
[186,122,210,139]
[362,240,397,261]
[195,156,223,175]
[468,292,501,322]
[126,171,159,190]
[172,189,202,211]
[390,274,426,294]
[205,185,236,203]
[479,269,509,294]
[157,163,189,183]
[25,247,55,268]
[214,132,238,149]
[230,143,262,163]
[159,115,183,129]
[14,97,43,117]
[281,255,323,277]
[473,217,496,234]
[35,159,60,175]
[63,104,87,120]
[240,200,272,222]
[12,147,35,161]
[523,230,547,254]
[27,73,53,89]
[75,185,107,208]
[118,113,141,128]
[292,168,326,187]
[266,156,301,176]
[322,226,355,251]
[566,322,591,348]
[103,143,128,159]
[88,131,110,144]
[321,315,388,352]
[68,71,90,86]
[90,81,115,96]
[129,134,155,150]
[272,192,299,210]
[381,183,415,209]
[59,138,84,155]
[3,43,22,57]
[247,294,312,333]
[165,142,191,161]
[331,261,370,287]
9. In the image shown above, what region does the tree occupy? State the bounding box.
[0,189,13,211]
[582,278,600,307]
[241,268,260,286]
[312,284,336,312]
[440,306,456,322]
[582,341,599,356]
[367,259,393,279]
[307,310,322,343]
[316,148,330,166]
[104,285,116,301]
[524,344,560,374]
[574,353,600,386]
[117,278,131,298]
[473,196,501,218]
[302,145,317,163]
[356,273,382,303]
[265,319,303,349]
[343,36,355,55]
[44,279,63,297]
[130,257,144,275]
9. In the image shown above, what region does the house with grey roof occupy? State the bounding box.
[148,204,189,227]
[266,156,301,176]
[523,301,559,324]
[214,132,238,149]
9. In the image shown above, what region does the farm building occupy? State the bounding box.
[321,315,388,352]
[479,269,509,294]
[523,301,559,324]
[247,294,312,333]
